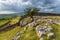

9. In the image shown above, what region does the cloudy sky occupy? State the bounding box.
[0,0,60,14]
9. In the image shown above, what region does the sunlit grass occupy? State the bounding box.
[18,28,39,40]
[0,16,60,40]
[0,26,21,40]
[24,17,31,22]
[0,20,9,26]
[50,23,60,40]
[9,17,19,25]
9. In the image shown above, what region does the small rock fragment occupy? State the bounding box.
[40,37,44,40]
[47,33,54,39]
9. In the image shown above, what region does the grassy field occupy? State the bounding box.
[0,16,60,40]
[17,16,60,40]
[0,26,21,40]
[0,17,21,40]
[0,20,9,26]
[51,23,60,40]
[9,17,19,25]
[18,28,39,40]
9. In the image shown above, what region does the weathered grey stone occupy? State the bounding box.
[36,25,46,37]
[40,37,44,40]
[20,31,23,34]
[47,33,54,38]
[27,17,33,23]
[20,17,33,26]
[12,33,20,40]
[37,19,41,22]
[28,21,37,29]
[33,17,38,21]
[24,27,26,31]
[36,25,47,31]
[22,21,27,25]
[39,31,46,37]
[20,20,27,26]
[36,25,41,31]
[47,26,53,31]
[43,26,47,29]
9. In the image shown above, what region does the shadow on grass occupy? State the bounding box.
[0,22,19,33]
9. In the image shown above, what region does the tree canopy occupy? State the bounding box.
[24,7,40,16]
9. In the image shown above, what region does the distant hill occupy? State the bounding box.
[0,12,60,19]
[34,12,60,16]
[0,13,23,19]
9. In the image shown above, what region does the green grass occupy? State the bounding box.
[18,28,39,40]
[0,17,21,40]
[24,17,31,23]
[0,26,22,40]
[0,16,60,40]
[40,22,60,40]
[18,20,60,40]
[9,17,19,25]
[0,20,9,26]
[38,21,46,25]
[50,23,60,40]
[36,20,60,40]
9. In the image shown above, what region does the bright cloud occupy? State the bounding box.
[0,11,16,14]
[0,0,60,14]
[0,0,32,8]
[0,0,32,14]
